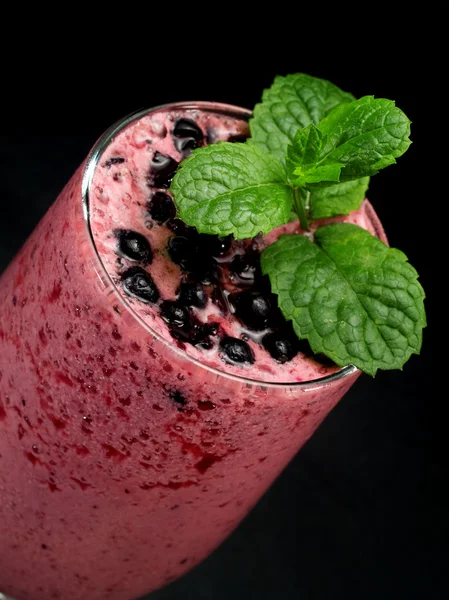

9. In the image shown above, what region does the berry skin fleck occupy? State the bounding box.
[104,157,125,168]
[122,268,160,304]
[219,337,255,365]
[168,389,187,406]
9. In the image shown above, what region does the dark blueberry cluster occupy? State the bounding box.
[159,220,307,363]
[160,300,218,350]
[167,229,227,284]
[113,113,328,369]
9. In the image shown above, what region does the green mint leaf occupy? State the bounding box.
[261,224,425,376]
[309,177,370,220]
[250,73,355,165]
[170,142,293,239]
[287,123,323,167]
[287,124,343,187]
[293,163,343,187]
[317,96,411,181]
[286,124,342,187]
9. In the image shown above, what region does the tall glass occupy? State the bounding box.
[0,103,379,600]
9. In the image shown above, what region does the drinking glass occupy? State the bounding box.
[0,103,383,600]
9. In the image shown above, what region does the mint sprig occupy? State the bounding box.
[261,225,426,376]
[250,73,355,165]
[316,96,411,181]
[169,73,425,375]
[287,124,344,187]
[170,142,292,238]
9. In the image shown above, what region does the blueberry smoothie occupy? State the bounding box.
[0,102,384,600]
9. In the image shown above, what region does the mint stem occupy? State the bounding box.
[293,187,310,231]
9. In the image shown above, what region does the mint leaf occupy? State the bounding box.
[287,124,343,187]
[317,96,411,181]
[250,73,355,164]
[261,224,425,376]
[287,123,323,168]
[294,163,343,187]
[286,97,411,191]
[309,177,370,220]
[170,142,292,239]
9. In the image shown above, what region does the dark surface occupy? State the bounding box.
[0,48,442,600]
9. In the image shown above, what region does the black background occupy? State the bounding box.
[0,41,442,600]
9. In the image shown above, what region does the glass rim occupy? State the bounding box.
[81,100,358,390]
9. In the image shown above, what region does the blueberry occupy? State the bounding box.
[122,267,159,303]
[219,337,255,365]
[203,322,219,336]
[160,301,191,329]
[198,234,232,257]
[178,281,207,308]
[116,230,152,264]
[229,253,261,285]
[148,152,178,188]
[104,157,125,168]
[148,192,176,224]
[262,330,300,363]
[196,338,214,350]
[160,301,214,348]
[167,219,193,237]
[173,119,203,154]
[193,262,219,285]
[231,291,274,331]
[167,236,196,271]
[167,235,217,279]
[177,322,210,347]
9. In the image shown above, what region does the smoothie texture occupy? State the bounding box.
[0,103,383,600]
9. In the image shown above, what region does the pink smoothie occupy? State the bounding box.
[0,102,384,600]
